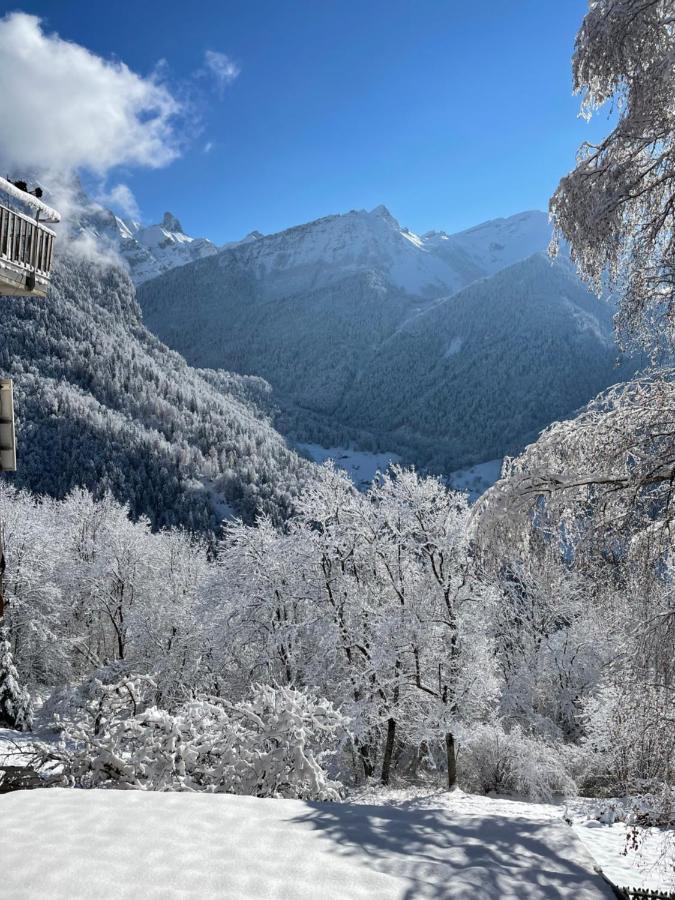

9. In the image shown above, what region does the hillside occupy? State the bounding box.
[331,254,634,469]
[0,252,312,531]
[137,207,635,472]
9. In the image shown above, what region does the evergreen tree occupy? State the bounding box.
[0,625,33,731]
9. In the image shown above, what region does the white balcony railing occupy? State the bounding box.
[0,177,59,298]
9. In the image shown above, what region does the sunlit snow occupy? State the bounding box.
[0,789,616,900]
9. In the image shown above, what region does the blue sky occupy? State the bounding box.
[0,1,609,243]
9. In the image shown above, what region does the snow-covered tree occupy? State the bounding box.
[219,464,496,787]
[488,561,603,741]
[474,374,675,792]
[459,723,577,801]
[550,0,675,353]
[8,454,669,797]
[0,624,33,731]
[582,676,674,794]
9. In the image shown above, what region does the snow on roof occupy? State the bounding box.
[0,176,61,223]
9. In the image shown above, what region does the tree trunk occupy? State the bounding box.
[0,542,6,622]
[446,732,457,789]
[381,717,396,785]
[359,741,375,779]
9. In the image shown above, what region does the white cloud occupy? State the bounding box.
[203,141,215,154]
[0,12,181,178]
[204,50,240,92]
[96,183,140,220]
[67,229,127,270]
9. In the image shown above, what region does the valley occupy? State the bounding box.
[1,6,672,896]
[135,204,635,476]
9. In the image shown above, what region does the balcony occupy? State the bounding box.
[0,177,60,298]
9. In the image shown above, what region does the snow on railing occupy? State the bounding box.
[617,890,675,899]
[601,875,675,900]
[0,176,60,223]
[0,204,55,276]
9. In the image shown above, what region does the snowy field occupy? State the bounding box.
[350,787,675,895]
[296,442,504,501]
[572,818,674,894]
[447,458,504,500]
[296,442,402,488]
[566,797,675,894]
[0,788,619,900]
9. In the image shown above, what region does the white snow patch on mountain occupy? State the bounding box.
[215,205,470,299]
[444,336,464,358]
[423,210,551,279]
[448,458,504,500]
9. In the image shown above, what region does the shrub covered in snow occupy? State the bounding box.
[581,679,675,796]
[458,723,577,801]
[574,789,675,829]
[231,684,348,799]
[43,667,156,737]
[60,683,348,800]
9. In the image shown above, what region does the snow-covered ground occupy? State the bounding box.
[0,727,40,768]
[297,443,504,501]
[2,741,672,896]
[297,442,401,488]
[0,788,616,899]
[566,797,675,894]
[447,458,503,500]
[350,786,675,894]
[573,818,674,894]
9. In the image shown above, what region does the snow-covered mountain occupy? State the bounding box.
[79,191,551,293]
[208,205,469,299]
[422,210,551,278]
[138,205,634,473]
[125,212,218,283]
[189,205,552,301]
[329,253,633,470]
[77,204,219,284]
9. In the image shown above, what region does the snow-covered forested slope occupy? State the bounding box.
[330,254,636,470]
[138,208,636,472]
[0,253,312,531]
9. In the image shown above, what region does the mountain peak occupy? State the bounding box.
[370,204,398,226]
[428,209,552,278]
[161,212,183,233]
